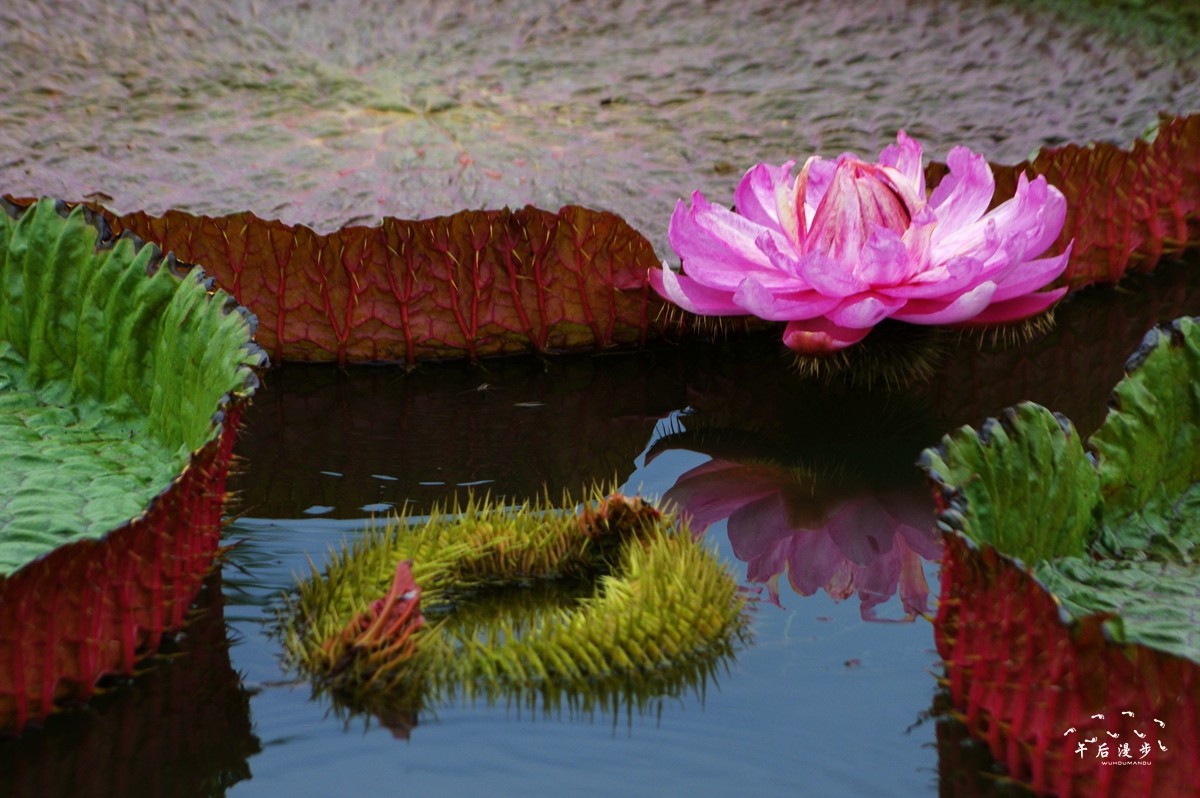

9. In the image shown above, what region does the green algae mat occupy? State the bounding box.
[0,197,263,575]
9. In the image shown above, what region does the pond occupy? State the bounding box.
[4,254,1197,797]
[1,2,1199,796]
[225,356,946,797]
[222,256,1200,798]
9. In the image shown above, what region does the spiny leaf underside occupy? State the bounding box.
[280,488,749,716]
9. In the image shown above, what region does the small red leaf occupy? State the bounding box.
[324,560,424,679]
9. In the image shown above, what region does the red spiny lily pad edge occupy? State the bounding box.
[7,113,1194,369]
[0,411,245,733]
[934,533,1199,797]
[921,316,1200,797]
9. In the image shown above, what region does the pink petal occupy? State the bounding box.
[877,254,988,299]
[895,520,944,563]
[807,159,910,266]
[667,194,779,290]
[932,173,1065,267]
[665,462,777,530]
[649,264,744,315]
[745,554,786,594]
[878,130,925,197]
[728,494,799,564]
[755,231,804,281]
[755,571,787,608]
[795,251,870,297]
[819,559,858,603]
[782,317,872,353]
[876,491,943,561]
[928,211,1005,272]
[690,191,785,260]
[786,530,846,597]
[951,287,1067,326]
[980,175,1068,259]
[895,544,933,618]
[779,158,813,247]
[823,500,895,565]
[733,277,842,321]
[800,155,840,212]
[928,145,995,234]
[853,556,906,620]
[890,280,998,325]
[1022,178,1068,256]
[989,245,1072,303]
[855,228,911,287]
[900,205,936,273]
[826,293,906,328]
[977,227,1032,282]
[806,161,865,264]
[733,161,795,229]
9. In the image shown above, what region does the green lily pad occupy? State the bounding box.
[918,315,1200,792]
[0,198,263,576]
[922,315,1200,662]
[921,402,1098,564]
[1036,318,1200,661]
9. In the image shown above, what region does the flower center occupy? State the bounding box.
[806,159,912,265]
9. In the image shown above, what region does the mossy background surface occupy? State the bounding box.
[3,0,1198,263]
[0,199,259,575]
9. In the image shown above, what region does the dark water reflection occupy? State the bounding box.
[236,254,1200,520]
[233,353,684,519]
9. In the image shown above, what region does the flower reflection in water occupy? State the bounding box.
[662,457,941,621]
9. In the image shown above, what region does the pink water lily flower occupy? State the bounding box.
[651,132,1072,353]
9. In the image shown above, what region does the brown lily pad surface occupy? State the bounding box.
[2,0,1198,262]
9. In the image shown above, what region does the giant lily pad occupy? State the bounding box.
[4,0,1198,367]
[2,0,1198,262]
[0,198,265,732]
[919,316,1200,796]
[0,574,260,796]
[928,113,1200,290]
[7,111,1186,368]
